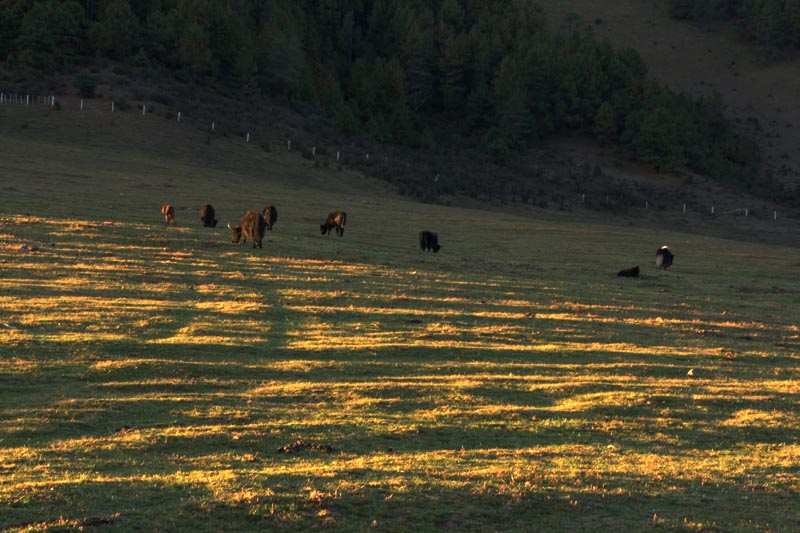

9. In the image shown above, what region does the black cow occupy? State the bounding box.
[199,204,218,227]
[262,205,278,230]
[656,245,674,269]
[617,265,640,278]
[161,204,175,224]
[419,230,441,252]
[320,211,347,237]
[229,210,266,249]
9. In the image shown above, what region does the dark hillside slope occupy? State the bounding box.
[540,0,800,196]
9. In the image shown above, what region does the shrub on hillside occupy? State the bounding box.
[73,70,98,98]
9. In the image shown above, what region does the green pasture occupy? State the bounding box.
[1,101,799,532]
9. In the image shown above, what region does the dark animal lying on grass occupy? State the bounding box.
[228,210,266,249]
[320,210,347,237]
[617,265,640,278]
[419,230,441,252]
[199,204,217,227]
[262,205,278,230]
[161,204,175,223]
[656,245,674,269]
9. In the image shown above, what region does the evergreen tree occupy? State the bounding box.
[0,6,21,60]
[593,101,617,142]
[622,104,687,171]
[437,0,468,111]
[401,8,436,112]
[14,0,87,71]
[88,0,140,60]
[178,21,214,76]
[142,9,180,67]
[254,4,306,98]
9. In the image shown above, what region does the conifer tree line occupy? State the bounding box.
[0,0,758,182]
[669,0,800,57]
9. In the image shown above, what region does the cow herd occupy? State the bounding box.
[161,203,675,270]
[162,203,441,252]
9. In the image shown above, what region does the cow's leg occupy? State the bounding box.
[338,227,344,237]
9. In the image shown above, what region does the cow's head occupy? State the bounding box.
[228,223,243,243]
[433,244,441,253]
[320,223,328,235]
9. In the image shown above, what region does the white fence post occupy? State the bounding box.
[287,139,291,151]
[774,210,777,220]
[142,105,146,115]
[312,146,316,157]
[745,208,748,217]
[246,132,250,143]
[111,100,115,112]
[645,201,649,210]
[26,94,29,105]
[177,111,181,122]
[80,98,84,110]
[711,205,715,215]
[211,121,215,132]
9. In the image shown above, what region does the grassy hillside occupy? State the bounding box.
[1,103,799,532]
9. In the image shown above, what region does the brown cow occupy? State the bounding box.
[200,204,217,227]
[229,211,266,249]
[617,265,640,278]
[419,231,441,252]
[262,205,278,230]
[161,204,175,223]
[320,211,347,237]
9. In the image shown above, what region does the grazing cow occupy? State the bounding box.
[617,265,640,278]
[419,230,441,252]
[262,205,278,230]
[228,210,266,249]
[199,204,218,227]
[320,210,347,237]
[656,245,674,269]
[161,204,175,224]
